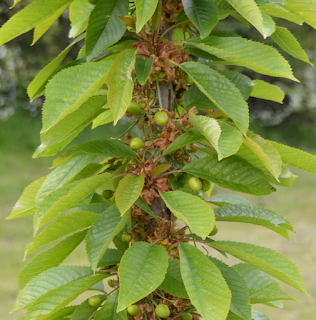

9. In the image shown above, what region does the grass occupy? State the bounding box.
[1,116,316,319]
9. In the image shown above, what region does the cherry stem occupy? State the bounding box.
[152,169,182,181]
[172,225,188,236]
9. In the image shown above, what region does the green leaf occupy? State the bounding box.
[242,131,282,181]
[94,291,126,320]
[53,139,136,167]
[34,173,113,234]
[34,96,107,158]
[115,174,145,216]
[69,0,94,38]
[225,0,264,36]
[86,205,130,271]
[86,0,129,60]
[182,0,219,38]
[13,266,93,311]
[183,150,276,195]
[260,4,304,25]
[210,193,253,206]
[27,33,84,97]
[219,70,254,100]
[251,310,272,320]
[250,80,285,103]
[135,0,158,32]
[217,121,243,160]
[25,211,98,257]
[233,263,295,303]
[37,156,95,202]
[160,259,189,299]
[183,84,217,110]
[135,55,154,85]
[160,191,215,239]
[27,35,84,101]
[180,62,249,134]
[92,109,114,129]
[266,164,298,187]
[32,2,71,45]
[117,242,168,311]
[214,204,293,239]
[6,176,46,220]
[271,26,311,64]
[189,113,221,154]
[105,49,136,124]
[41,60,114,134]
[162,128,204,156]
[70,298,100,320]
[24,273,108,320]
[0,0,73,47]
[284,0,316,29]
[179,243,231,320]
[187,36,297,81]
[209,241,307,294]
[98,249,123,268]
[19,231,87,290]
[261,10,276,38]
[210,258,251,320]
[269,140,316,175]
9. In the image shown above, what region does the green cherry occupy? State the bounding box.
[155,304,170,318]
[127,305,139,316]
[88,296,102,307]
[188,177,202,191]
[102,190,113,199]
[130,137,143,150]
[122,233,132,243]
[181,312,193,320]
[209,225,218,236]
[184,73,194,84]
[127,101,141,115]
[154,111,169,126]
[201,180,211,192]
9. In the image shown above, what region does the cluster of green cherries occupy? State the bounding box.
[125,303,193,319]
[127,101,169,151]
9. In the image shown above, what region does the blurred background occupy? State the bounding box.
[1,0,316,319]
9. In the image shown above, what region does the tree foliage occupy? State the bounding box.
[2,0,316,319]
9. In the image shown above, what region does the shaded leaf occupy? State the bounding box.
[210,258,251,320]
[98,249,123,268]
[183,0,219,38]
[180,62,249,133]
[86,0,129,60]
[92,109,114,129]
[183,150,276,195]
[53,139,136,167]
[214,204,293,239]
[135,55,154,85]
[160,259,189,299]
[86,205,130,271]
[233,263,295,303]
[94,291,126,320]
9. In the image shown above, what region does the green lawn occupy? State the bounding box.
[1,150,315,319]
